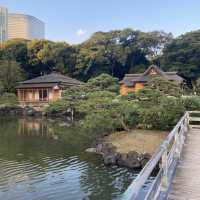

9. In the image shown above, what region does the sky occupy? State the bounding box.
[1,0,200,44]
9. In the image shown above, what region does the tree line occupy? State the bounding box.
[1,28,200,93]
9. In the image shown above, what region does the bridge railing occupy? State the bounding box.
[122,111,195,200]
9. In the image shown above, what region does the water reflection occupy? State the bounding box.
[0,117,139,200]
[18,118,57,140]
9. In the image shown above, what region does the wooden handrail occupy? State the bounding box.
[122,112,191,200]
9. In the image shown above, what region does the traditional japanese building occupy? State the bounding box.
[16,72,83,108]
[119,65,184,95]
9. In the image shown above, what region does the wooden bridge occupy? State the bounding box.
[122,111,200,200]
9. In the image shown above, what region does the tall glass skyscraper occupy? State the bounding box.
[8,14,45,40]
[0,6,45,43]
[0,6,8,44]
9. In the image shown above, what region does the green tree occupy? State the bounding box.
[0,60,24,93]
[160,30,200,87]
[144,77,182,97]
[87,73,119,93]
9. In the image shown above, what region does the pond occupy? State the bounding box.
[0,117,156,200]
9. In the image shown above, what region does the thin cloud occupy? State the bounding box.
[76,29,87,37]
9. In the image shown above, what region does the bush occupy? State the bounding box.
[0,93,17,106]
[80,111,116,137]
[45,100,71,115]
[139,97,185,130]
[87,73,119,93]
[182,96,200,111]
[145,77,182,97]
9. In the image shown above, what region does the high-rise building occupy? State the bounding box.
[0,6,8,44]
[8,14,45,40]
[0,6,45,43]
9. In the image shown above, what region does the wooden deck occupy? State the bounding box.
[169,127,200,200]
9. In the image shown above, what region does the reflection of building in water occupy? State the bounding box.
[18,118,58,139]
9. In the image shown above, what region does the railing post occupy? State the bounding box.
[187,112,190,130]
[161,148,169,192]
[174,132,181,159]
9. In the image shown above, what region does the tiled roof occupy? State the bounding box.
[17,72,84,89]
[21,72,83,85]
[16,83,58,89]
[120,65,184,86]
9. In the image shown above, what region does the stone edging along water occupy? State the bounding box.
[86,142,154,170]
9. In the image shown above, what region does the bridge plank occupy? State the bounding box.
[168,128,200,200]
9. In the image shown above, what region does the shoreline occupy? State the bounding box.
[87,130,167,170]
[0,104,168,170]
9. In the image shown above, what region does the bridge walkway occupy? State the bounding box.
[122,111,200,200]
[169,127,200,200]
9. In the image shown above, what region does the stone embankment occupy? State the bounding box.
[0,105,41,116]
[87,142,151,169]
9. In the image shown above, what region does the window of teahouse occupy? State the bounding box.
[39,89,48,101]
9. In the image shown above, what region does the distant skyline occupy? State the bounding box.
[1,0,200,44]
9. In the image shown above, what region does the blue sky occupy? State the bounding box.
[1,0,200,44]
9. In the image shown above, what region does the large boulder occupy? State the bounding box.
[101,143,118,165]
[103,152,118,165]
[101,143,117,155]
[117,153,128,167]
[117,151,141,169]
[126,151,141,168]
[140,153,151,168]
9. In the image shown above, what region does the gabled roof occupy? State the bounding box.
[17,72,83,89]
[120,65,184,86]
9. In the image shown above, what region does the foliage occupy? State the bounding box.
[80,112,116,137]
[45,100,71,115]
[0,93,17,106]
[160,30,200,87]
[181,96,200,111]
[0,29,172,82]
[195,78,200,95]
[87,73,119,93]
[0,60,24,93]
[139,97,185,130]
[144,77,182,97]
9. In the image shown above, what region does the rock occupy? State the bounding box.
[96,143,103,154]
[101,143,117,155]
[24,107,42,117]
[93,141,152,170]
[59,122,71,127]
[103,152,118,165]
[0,105,24,116]
[117,153,128,167]
[126,151,141,168]
[85,148,97,153]
[117,152,141,169]
[140,153,151,168]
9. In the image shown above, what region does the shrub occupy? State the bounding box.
[145,77,182,97]
[182,96,200,111]
[87,73,119,93]
[80,111,116,137]
[0,93,17,105]
[45,100,71,115]
[139,97,185,130]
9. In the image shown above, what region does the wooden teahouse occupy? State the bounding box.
[119,65,184,95]
[16,72,83,108]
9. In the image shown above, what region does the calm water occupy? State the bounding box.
[0,117,151,200]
